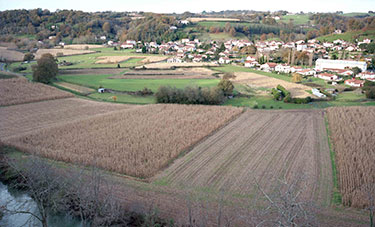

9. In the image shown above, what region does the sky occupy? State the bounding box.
[0,0,374,14]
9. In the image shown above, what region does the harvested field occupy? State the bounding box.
[0,98,133,140]
[0,46,24,61]
[3,104,243,178]
[35,48,95,58]
[233,72,313,98]
[155,109,332,206]
[0,78,74,106]
[188,17,240,22]
[110,67,218,79]
[95,55,167,64]
[63,44,103,50]
[55,82,95,95]
[137,62,219,70]
[326,106,375,208]
[59,68,125,75]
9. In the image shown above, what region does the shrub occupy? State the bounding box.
[136,87,153,96]
[12,66,27,72]
[271,88,282,100]
[365,87,375,99]
[283,94,292,103]
[155,86,224,105]
[253,104,259,109]
[217,78,234,96]
[277,85,291,97]
[23,52,35,62]
[270,105,273,109]
[261,105,266,109]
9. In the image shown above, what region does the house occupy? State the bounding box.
[275,64,291,73]
[219,57,231,64]
[180,20,190,25]
[167,57,183,63]
[193,55,203,62]
[260,63,277,72]
[244,60,259,68]
[315,59,367,71]
[100,36,106,40]
[316,73,341,81]
[297,43,308,51]
[312,88,326,98]
[181,38,190,43]
[298,69,316,76]
[170,26,177,30]
[345,78,365,87]
[357,71,375,80]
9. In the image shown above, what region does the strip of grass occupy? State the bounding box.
[0,73,16,79]
[57,74,220,92]
[324,115,342,206]
[225,95,313,109]
[89,93,156,104]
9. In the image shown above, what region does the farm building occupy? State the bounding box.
[260,63,277,72]
[315,59,367,71]
[312,88,326,98]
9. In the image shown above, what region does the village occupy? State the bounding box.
[104,36,375,89]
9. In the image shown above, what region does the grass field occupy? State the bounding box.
[57,74,220,92]
[155,109,332,206]
[88,93,156,104]
[280,14,311,25]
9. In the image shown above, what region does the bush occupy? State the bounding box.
[283,94,292,103]
[261,105,266,109]
[217,78,234,96]
[277,85,290,97]
[271,88,282,100]
[253,104,258,109]
[136,87,153,96]
[365,87,375,99]
[270,105,273,109]
[155,86,224,105]
[12,66,27,72]
[23,52,35,62]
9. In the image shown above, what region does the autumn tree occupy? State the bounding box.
[218,78,234,96]
[292,73,302,83]
[32,53,58,84]
[102,22,111,33]
[23,52,35,62]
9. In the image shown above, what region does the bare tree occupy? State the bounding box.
[254,174,317,227]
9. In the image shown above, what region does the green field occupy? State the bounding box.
[342,12,375,17]
[57,74,220,92]
[316,30,375,43]
[280,14,311,25]
[197,21,251,28]
[88,93,156,104]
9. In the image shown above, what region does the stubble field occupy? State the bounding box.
[2,104,243,178]
[326,106,375,208]
[155,109,332,206]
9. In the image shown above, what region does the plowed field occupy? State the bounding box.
[155,109,332,206]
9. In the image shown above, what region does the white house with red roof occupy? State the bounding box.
[316,73,342,82]
[345,78,365,87]
[260,62,277,72]
[244,60,259,68]
[357,71,375,80]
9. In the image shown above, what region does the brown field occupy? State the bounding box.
[233,72,313,98]
[55,82,95,94]
[137,62,219,69]
[3,104,243,178]
[95,55,167,64]
[59,68,125,75]
[155,109,332,206]
[35,48,95,58]
[0,46,24,61]
[110,67,218,79]
[326,106,375,208]
[63,44,103,50]
[0,78,74,106]
[0,98,133,140]
[187,17,241,22]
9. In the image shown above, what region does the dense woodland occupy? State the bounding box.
[0,9,374,51]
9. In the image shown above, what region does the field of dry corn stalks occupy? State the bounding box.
[0,78,74,106]
[3,104,243,178]
[327,106,375,208]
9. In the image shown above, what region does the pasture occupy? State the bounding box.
[2,104,243,178]
[137,62,219,69]
[188,17,241,22]
[155,109,332,206]
[326,106,375,208]
[0,77,73,106]
[280,14,311,25]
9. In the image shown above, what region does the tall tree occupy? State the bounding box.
[32,53,58,84]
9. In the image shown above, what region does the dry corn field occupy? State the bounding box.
[326,106,375,208]
[233,72,313,98]
[0,78,74,106]
[0,46,24,61]
[55,82,95,95]
[136,62,219,69]
[155,109,333,206]
[63,44,103,50]
[109,67,218,79]
[35,48,95,58]
[95,56,168,64]
[3,104,243,178]
[0,98,134,140]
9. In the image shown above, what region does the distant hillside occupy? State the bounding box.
[316,30,375,43]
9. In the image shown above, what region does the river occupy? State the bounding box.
[0,181,83,227]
